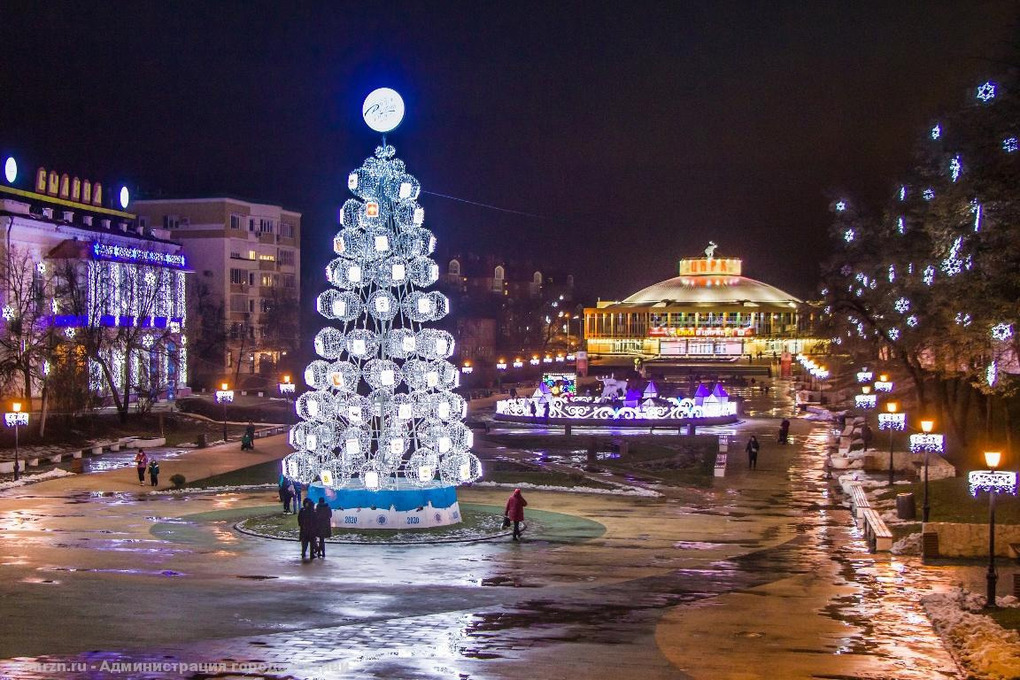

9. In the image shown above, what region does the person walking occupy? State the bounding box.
[292,480,303,508]
[298,499,317,560]
[147,459,160,487]
[746,435,760,469]
[279,478,294,514]
[241,421,256,450]
[778,419,790,445]
[133,449,148,486]
[504,488,528,541]
[314,498,333,558]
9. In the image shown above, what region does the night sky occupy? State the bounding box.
[1,2,1016,305]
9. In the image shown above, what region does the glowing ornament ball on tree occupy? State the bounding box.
[283,88,482,529]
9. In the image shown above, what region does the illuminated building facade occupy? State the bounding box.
[133,198,301,384]
[585,254,819,359]
[0,160,189,404]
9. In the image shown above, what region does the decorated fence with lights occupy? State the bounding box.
[282,90,480,528]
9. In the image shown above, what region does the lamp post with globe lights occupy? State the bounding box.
[968,452,1017,608]
[878,401,905,486]
[4,402,28,480]
[215,382,234,442]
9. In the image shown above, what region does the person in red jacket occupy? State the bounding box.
[504,488,528,541]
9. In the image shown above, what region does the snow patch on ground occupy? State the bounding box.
[150,483,275,495]
[922,588,1020,680]
[0,468,75,491]
[472,480,661,497]
[891,531,921,555]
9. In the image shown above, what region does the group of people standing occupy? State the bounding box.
[133,449,160,486]
[297,497,333,560]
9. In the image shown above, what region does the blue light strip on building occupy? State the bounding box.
[91,242,187,269]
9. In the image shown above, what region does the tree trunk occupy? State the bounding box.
[38,379,48,438]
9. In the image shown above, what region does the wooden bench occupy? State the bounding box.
[860,508,893,552]
[848,483,871,519]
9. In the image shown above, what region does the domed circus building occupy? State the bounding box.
[584,252,821,361]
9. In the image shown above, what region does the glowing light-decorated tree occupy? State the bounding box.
[283,89,482,511]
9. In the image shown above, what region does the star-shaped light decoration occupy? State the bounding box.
[894,297,910,314]
[896,216,905,234]
[906,315,919,327]
[835,200,847,212]
[843,228,855,243]
[922,188,935,201]
[923,266,935,285]
[898,186,907,201]
[955,312,972,327]
[987,360,998,387]
[888,328,901,341]
[931,123,941,140]
[949,156,962,182]
[888,264,896,282]
[1003,137,1018,153]
[991,323,1013,341]
[976,81,996,102]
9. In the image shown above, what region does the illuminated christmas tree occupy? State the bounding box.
[283,89,482,502]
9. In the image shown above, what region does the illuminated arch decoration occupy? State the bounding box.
[283,104,480,528]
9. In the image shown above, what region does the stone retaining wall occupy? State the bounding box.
[925,522,1020,558]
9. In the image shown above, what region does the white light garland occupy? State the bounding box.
[968,470,1016,497]
[287,142,479,490]
[878,412,906,430]
[909,433,944,453]
[987,360,998,387]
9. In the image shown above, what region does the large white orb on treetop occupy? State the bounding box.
[362,88,405,133]
[4,157,16,184]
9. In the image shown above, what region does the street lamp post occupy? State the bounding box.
[918,419,938,522]
[4,402,28,481]
[968,452,1017,608]
[884,402,898,485]
[878,402,904,486]
[215,382,234,442]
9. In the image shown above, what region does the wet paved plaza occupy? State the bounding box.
[0,414,967,679]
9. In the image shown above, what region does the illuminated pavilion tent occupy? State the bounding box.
[584,249,822,360]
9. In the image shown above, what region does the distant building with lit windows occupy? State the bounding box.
[133,198,300,385]
[584,253,819,360]
[0,158,189,406]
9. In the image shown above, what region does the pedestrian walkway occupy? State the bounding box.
[0,418,967,679]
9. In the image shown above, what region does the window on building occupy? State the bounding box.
[258,219,275,234]
[249,299,255,313]
[248,272,255,286]
[249,218,256,232]
[260,273,274,287]
[279,249,295,266]
[248,249,256,260]
[230,214,243,230]
[163,215,180,230]
[229,268,245,285]
[280,222,294,238]
[258,253,276,262]
[283,274,296,288]
[533,271,542,285]
[229,295,247,312]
